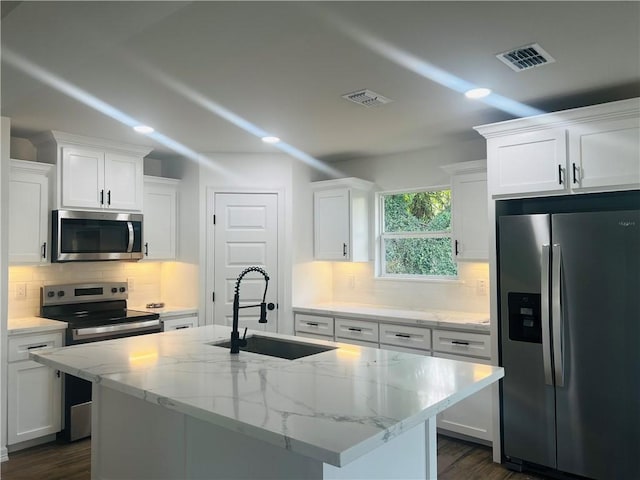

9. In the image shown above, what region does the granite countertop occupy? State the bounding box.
[31,325,503,467]
[293,303,491,332]
[8,317,68,335]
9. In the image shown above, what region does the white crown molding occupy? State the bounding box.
[30,130,153,157]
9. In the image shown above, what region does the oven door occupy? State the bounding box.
[70,319,161,343]
[52,210,143,262]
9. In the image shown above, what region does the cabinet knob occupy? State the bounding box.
[454,240,460,256]
[41,242,47,259]
[343,243,347,257]
[144,242,149,256]
[100,189,105,205]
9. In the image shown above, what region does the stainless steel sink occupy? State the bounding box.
[211,335,336,360]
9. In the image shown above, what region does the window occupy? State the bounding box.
[379,188,457,278]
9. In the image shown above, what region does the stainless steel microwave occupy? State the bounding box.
[51,210,143,262]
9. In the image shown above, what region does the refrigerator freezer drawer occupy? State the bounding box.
[432,330,491,359]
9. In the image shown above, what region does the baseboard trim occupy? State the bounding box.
[1,445,9,462]
[7,434,57,453]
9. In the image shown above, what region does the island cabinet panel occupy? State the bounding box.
[295,313,334,338]
[334,318,379,344]
[7,331,63,447]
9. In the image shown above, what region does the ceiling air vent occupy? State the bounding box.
[341,89,392,107]
[496,43,556,72]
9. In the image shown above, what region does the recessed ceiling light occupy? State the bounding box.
[464,88,492,99]
[133,125,154,134]
[261,136,280,144]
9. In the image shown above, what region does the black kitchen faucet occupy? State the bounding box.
[230,266,270,354]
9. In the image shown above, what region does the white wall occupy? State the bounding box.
[303,138,492,314]
[1,117,11,461]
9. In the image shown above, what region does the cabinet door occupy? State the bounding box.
[8,360,62,445]
[144,181,177,260]
[452,172,488,260]
[61,146,104,209]
[314,188,350,260]
[162,316,197,331]
[104,152,143,211]
[569,117,640,191]
[9,168,49,264]
[488,129,567,196]
[433,353,493,442]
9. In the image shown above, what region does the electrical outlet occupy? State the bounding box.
[128,277,135,292]
[16,283,27,299]
[477,279,487,296]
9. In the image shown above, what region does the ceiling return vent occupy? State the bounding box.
[341,89,392,107]
[496,43,556,72]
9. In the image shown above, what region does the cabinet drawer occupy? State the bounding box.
[379,323,431,351]
[9,332,63,362]
[432,330,491,359]
[162,316,197,331]
[335,318,379,343]
[295,314,334,336]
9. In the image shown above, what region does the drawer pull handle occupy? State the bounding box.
[27,344,49,350]
[395,333,411,338]
[306,322,319,327]
[175,326,190,330]
[348,327,362,332]
[451,340,469,346]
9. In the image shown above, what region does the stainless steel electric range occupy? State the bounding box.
[40,282,161,441]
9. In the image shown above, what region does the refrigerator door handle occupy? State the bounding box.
[541,244,554,386]
[552,243,564,387]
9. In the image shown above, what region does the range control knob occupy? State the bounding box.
[119,287,126,293]
[111,287,118,293]
[57,290,65,297]
[47,291,55,298]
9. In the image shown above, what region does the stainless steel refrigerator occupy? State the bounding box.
[497,191,640,479]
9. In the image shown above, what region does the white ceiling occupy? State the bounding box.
[2,1,639,163]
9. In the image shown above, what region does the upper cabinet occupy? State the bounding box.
[312,177,374,262]
[143,176,179,260]
[9,159,53,264]
[475,98,640,198]
[32,131,152,211]
[443,160,489,261]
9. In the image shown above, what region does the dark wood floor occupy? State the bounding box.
[2,435,549,479]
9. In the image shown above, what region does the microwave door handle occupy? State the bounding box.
[127,222,134,253]
[541,244,553,386]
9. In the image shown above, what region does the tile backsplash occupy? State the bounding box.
[8,261,164,318]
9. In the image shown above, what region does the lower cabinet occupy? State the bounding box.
[7,331,63,447]
[162,315,198,331]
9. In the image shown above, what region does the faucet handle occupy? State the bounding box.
[242,327,247,340]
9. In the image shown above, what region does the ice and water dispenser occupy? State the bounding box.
[508,292,542,343]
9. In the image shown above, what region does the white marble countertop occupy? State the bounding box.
[8,316,68,336]
[31,325,503,467]
[130,305,198,316]
[293,303,491,332]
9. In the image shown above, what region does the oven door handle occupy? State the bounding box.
[73,319,161,337]
[127,221,134,253]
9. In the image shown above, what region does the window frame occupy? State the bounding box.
[375,185,458,281]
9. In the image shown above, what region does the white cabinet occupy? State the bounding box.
[143,176,179,260]
[335,318,379,345]
[312,178,374,261]
[162,314,197,331]
[442,161,489,261]
[9,160,52,264]
[569,116,640,190]
[32,130,152,211]
[295,313,334,338]
[379,323,431,352]
[487,129,567,196]
[432,328,492,443]
[475,98,640,198]
[7,331,63,446]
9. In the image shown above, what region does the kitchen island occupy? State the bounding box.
[31,325,503,479]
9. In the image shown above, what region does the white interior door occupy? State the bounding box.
[213,193,278,332]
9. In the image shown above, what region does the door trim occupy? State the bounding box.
[205,188,287,332]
